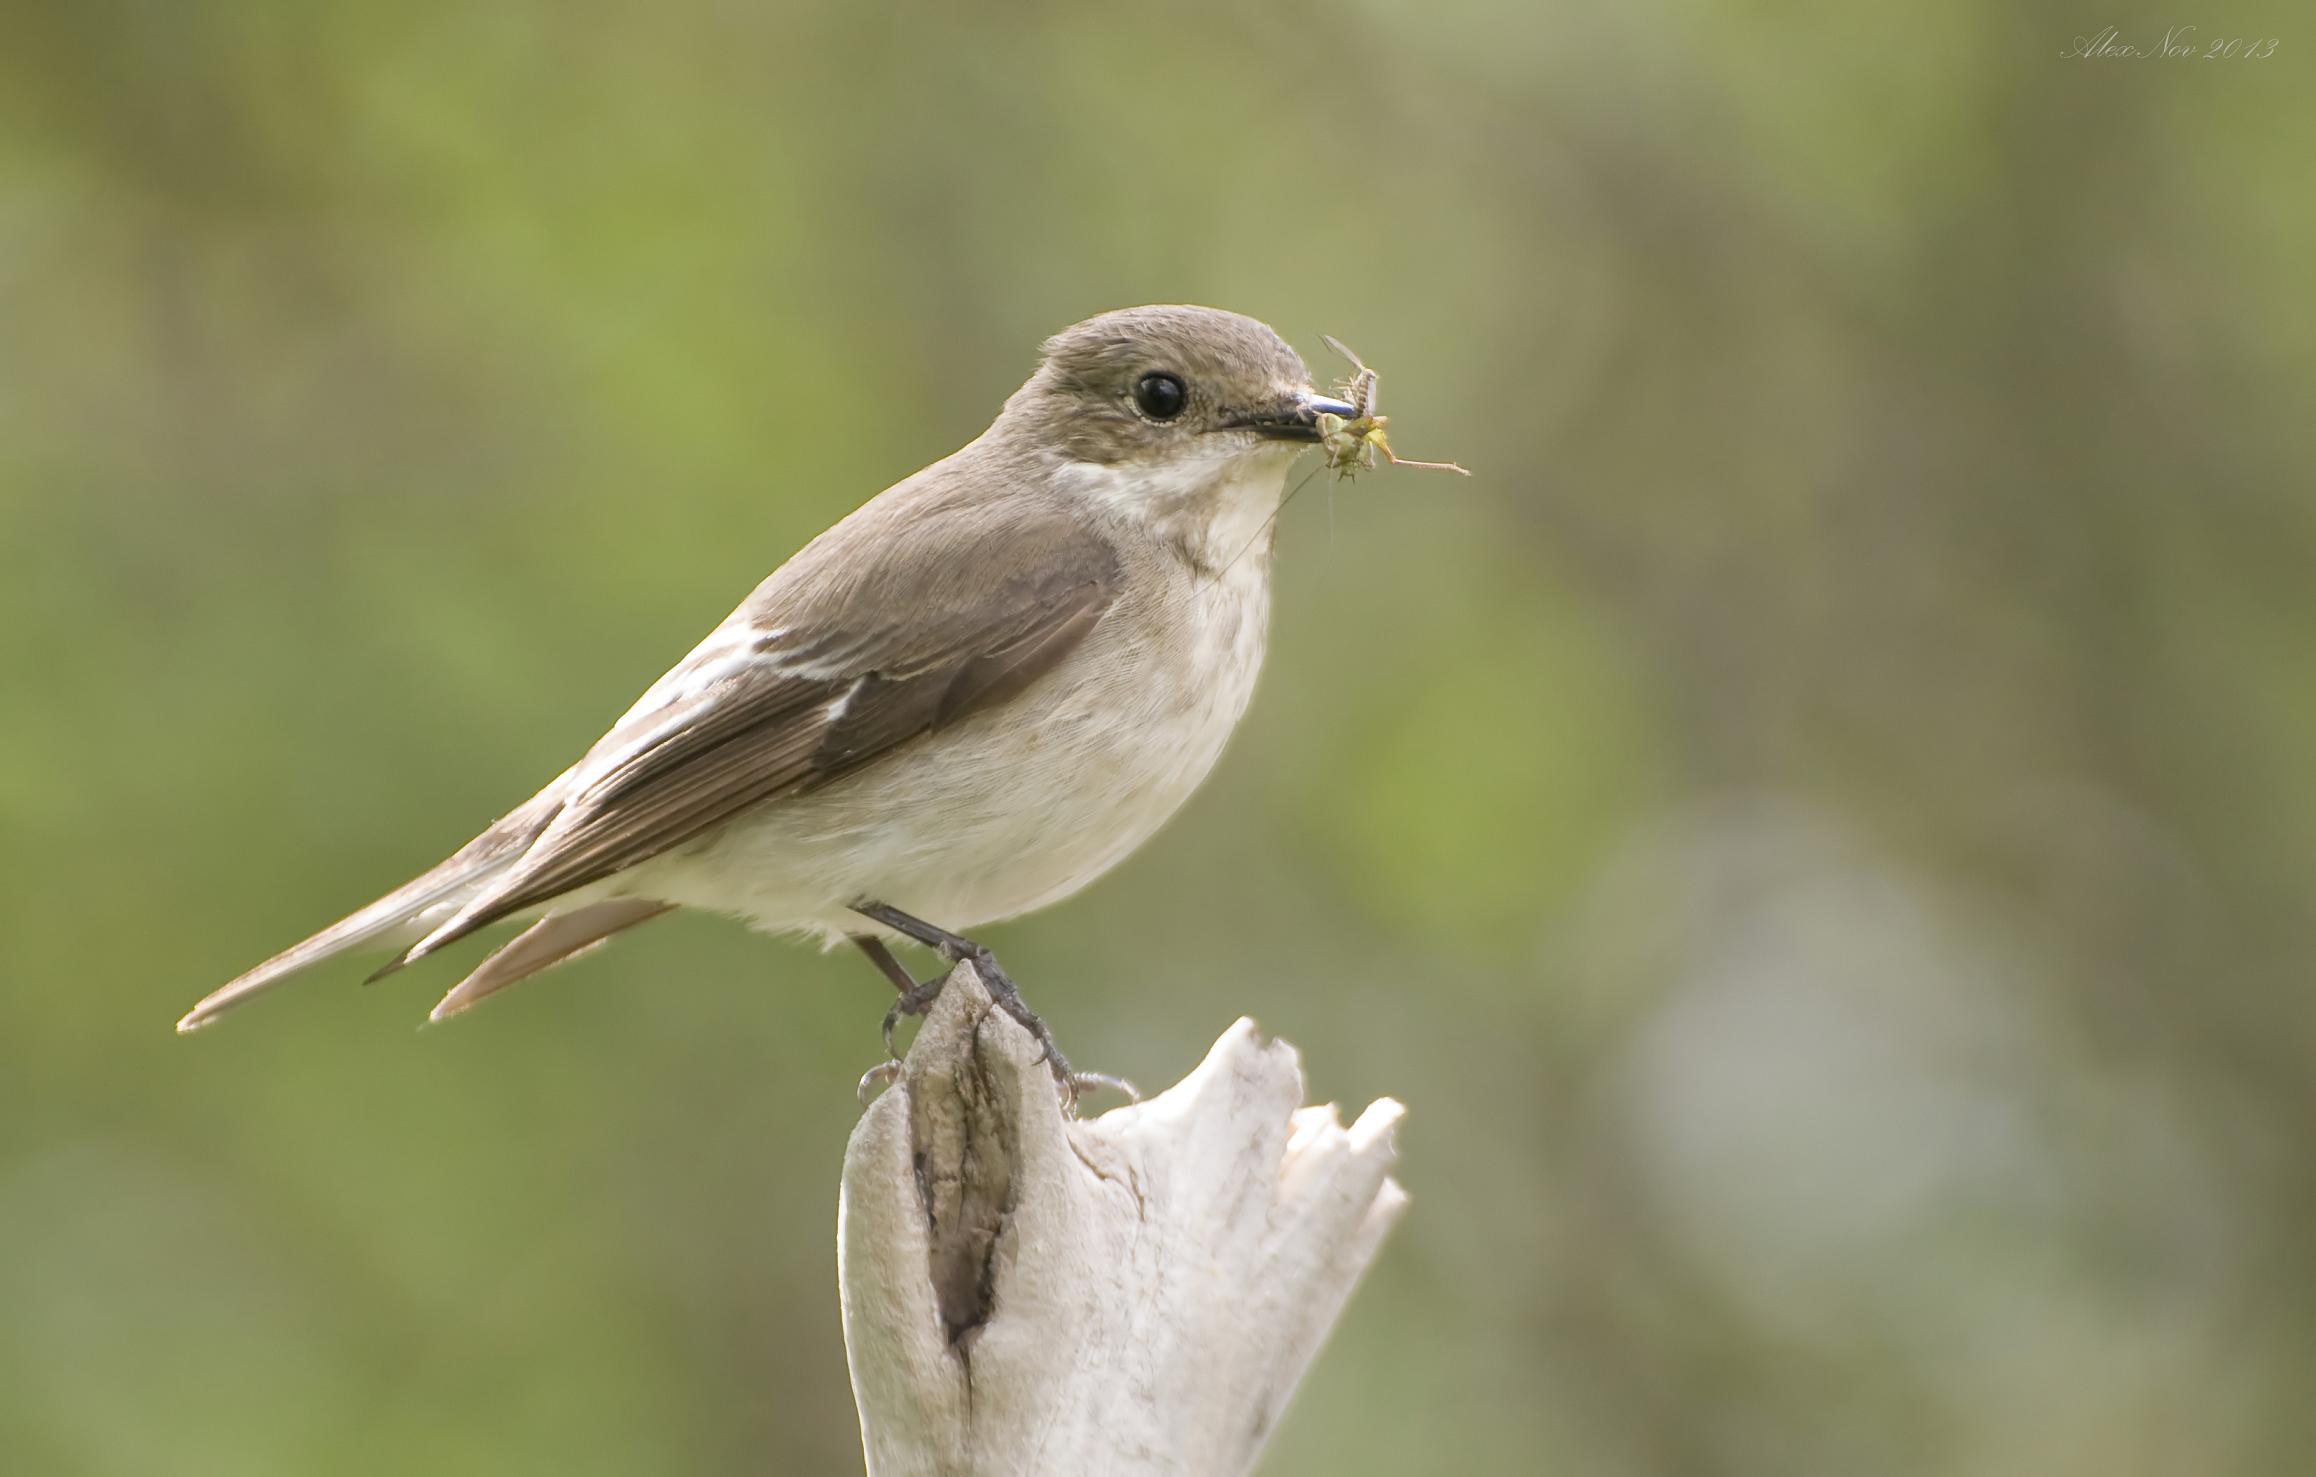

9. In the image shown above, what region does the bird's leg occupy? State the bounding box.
[851,902,1137,1111]
[852,934,917,995]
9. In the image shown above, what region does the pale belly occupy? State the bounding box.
[629,562,1271,943]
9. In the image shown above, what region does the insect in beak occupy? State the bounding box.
[1313,335,1470,480]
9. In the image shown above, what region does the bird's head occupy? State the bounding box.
[997,305,1357,567]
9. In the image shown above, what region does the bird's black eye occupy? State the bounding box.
[1133,371,1187,421]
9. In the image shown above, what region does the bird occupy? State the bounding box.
[176,305,1363,1098]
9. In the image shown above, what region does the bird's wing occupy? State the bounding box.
[392,484,1122,963]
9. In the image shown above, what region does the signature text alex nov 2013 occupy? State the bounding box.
[2062,27,2280,59]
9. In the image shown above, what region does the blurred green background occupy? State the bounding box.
[4,1,2313,1472]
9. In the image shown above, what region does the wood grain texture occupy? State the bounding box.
[838,964,1406,1476]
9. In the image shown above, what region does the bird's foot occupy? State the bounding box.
[935,939,1139,1114]
[855,966,946,1106]
[880,972,949,1060]
[850,905,1138,1114]
[852,960,1134,1111]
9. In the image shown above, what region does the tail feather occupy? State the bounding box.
[426,899,674,1022]
[176,797,563,1033]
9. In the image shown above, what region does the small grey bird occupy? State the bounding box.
[178,305,1360,1092]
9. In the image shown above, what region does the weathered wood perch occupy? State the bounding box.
[837,963,1407,1476]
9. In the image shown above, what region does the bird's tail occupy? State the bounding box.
[175,799,558,1033]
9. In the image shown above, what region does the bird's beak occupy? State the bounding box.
[1220,388,1361,443]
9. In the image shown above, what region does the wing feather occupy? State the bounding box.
[400,490,1120,961]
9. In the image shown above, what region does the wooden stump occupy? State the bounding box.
[837,962,1407,1475]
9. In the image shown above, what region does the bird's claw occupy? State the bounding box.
[879,974,948,1057]
[1059,1068,1140,1114]
[864,973,947,1108]
[856,1059,902,1106]
[1022,1033,1138,1116]
[849,908,1135,1117]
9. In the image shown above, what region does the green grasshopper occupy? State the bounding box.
[1316,334,1470,480]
